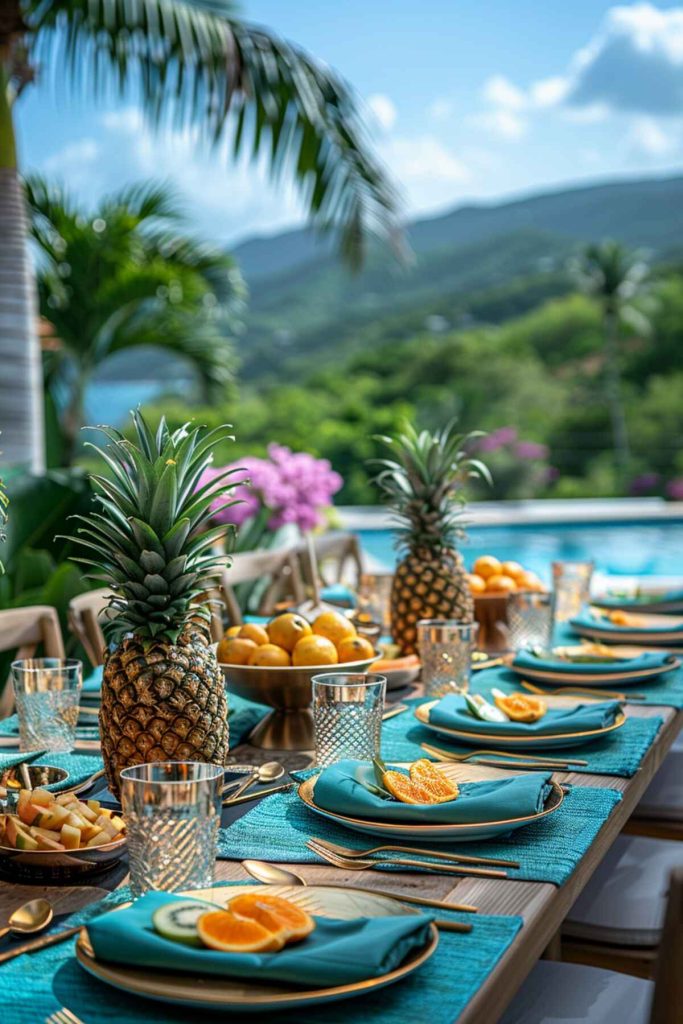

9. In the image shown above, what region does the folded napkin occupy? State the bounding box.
[571,611,683,634]
[428,693,620,736]
[512,648,675,677]
[594,590,683,610]
[86,891,433,987]
[313,759,552,824]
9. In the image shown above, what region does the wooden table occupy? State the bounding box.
[0,699,680,1023]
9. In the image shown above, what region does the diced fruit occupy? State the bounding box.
[152,901,210,946]
[65,811,89,830]
[95,815,118,838]
[5,816,31,847]
[33,832,65,852]
[75,802,97,823]
[110,815,125,833]
[86,799,101,814]
[17,792,40,826]
[35,804,71,830]
[86,831,111,847]
[15,830,39,851]
[30,826,62,842]
[60,824,82,850]
[31,788,53,807]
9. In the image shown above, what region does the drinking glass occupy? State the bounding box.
[552,561,594,621]
[120,761,224,897]
[312,673,386,767]
[357,573,394,634]
[11,658,82,752]
[417,620,475,697]
[507,591,554,651]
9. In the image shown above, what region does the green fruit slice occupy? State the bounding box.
[152,901,210,946]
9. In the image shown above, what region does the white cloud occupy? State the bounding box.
[366,93,397,132]
[378,134,470,213]
[481,75,526,110]
[628,116,676,154]
[427,97,454,122]
[530,76,569,108]
[471,109,526,140]
[43,138,100,178]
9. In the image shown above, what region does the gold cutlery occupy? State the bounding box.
[228,761,285,801]
[420,742,586,771]
[306,838,507,879]
[241,858,479,913]
[46,1008,85,1024]
[0,923,85,964]
[222,781,295,807]
[382,703,409,721]
[520,680,645,701]
[311,836,520,869]
[0,898,53,940]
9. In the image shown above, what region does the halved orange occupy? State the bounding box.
[382,770,436,805]
[409,759,459,803]
[197,909,285,952]
[227,893,315,943]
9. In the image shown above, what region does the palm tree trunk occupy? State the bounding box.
[0,67,44,472]
[603,308,630,487]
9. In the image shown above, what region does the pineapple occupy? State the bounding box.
[371,422,490,655]
[68,412,238,797]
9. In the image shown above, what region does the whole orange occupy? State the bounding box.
[267,613,312,652]
[337,635,376,663]
[468,573,487,595]
[501,561,525,582]
[485,574,517,594]
[238,623,269,646]
[224,625,241,639]
[292,634,339,667]
[217,636,258,664]
[312,610,356,647]
[518,571,544,592]
[473,555,502,580]
[247,643,291,667]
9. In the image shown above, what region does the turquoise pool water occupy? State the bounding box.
[357,520,683,581]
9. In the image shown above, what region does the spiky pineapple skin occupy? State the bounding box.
[391,548,473,655]
[99,625,229,798]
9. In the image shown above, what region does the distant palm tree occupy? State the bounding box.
[575,241,650,485]
[0,1,399,471]
[27,175,245,464]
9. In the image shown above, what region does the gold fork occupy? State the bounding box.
[306,838,508,879]
[310,835,519,869]
[520,680,645,701]
[420,742,587,770]
[45,1008,85,1024]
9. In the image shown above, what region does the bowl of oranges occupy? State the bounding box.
[217,610,378,750]
[468,556,547,653]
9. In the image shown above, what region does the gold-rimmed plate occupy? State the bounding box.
[511,645,680,686]
[572,610,683,646]
[415,699,626,750]
[75,884,438,1012]
[297,765,564,841]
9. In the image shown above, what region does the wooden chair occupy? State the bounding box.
[211,549,306,634]
[68,589,115,668]
[295,531,363,594]
[0,605,65,717]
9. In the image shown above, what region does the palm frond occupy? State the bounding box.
[25,0,401,267]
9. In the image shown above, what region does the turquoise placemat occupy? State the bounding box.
[217,781,621,886]
[384,694,663,779]
[0,882,521,1024]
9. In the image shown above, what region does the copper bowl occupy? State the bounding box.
[220,654,379,750]
[0,832,126,883]
[474,594,510,653]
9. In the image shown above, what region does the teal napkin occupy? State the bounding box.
[512,648,675,677]
[429,693,620,736]
[570,610,683,635]
[594,590,683,610]
[86,891,433,987]
[313,759,551,824]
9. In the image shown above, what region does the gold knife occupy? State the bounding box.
[0,924,83,964]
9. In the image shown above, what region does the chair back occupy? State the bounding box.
[296,531,363,591]
[68,589,114,668]
[650,866,683,1023]
[213,549,306,632]
[0,605,66,717]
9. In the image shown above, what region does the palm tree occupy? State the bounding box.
[575,241,650,486]
[0,1,400,472]
[27,175,245,464]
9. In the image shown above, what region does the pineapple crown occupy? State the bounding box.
[67,411,240,645]
[370,421,491,554]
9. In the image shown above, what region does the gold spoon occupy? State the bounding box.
[0,898,53,941]
[228,761,285,801]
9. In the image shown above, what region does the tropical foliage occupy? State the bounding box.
[27,176,244,464]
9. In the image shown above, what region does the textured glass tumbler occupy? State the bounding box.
[418,620,475,697]
[357,573,394,634]
[120,761,224,897]
[11,658,82,752]
[552,561,594,622]
[312,674,386,768]
[507,591,554,651]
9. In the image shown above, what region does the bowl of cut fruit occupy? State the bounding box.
[218,610,378,750]
[468,556,548,653]
[0,787,126,881]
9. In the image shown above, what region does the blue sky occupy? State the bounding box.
[16,1,683,245]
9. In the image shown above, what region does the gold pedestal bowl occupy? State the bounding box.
[220,654,378,751]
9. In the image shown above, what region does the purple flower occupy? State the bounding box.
[476,426,519,453]
[629,472,661,496]
[666,478,683,500]
[515,441,549,461]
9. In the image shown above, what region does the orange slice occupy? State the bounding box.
[227,893,315,943]
[409,759,460,803]
[382,770,437,804]
[494,693,547,723]
[197,909,285,952]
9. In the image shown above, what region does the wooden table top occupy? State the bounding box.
[0,696,680,1023]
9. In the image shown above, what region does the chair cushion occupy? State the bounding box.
[499,961,652,1024]
[635,731,683,820]
[564,834,683,945]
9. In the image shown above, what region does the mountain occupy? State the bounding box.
[233,174,683,383]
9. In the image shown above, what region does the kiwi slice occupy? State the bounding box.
[152,900,209,946]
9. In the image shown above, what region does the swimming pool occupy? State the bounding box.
[357,519,683,581]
